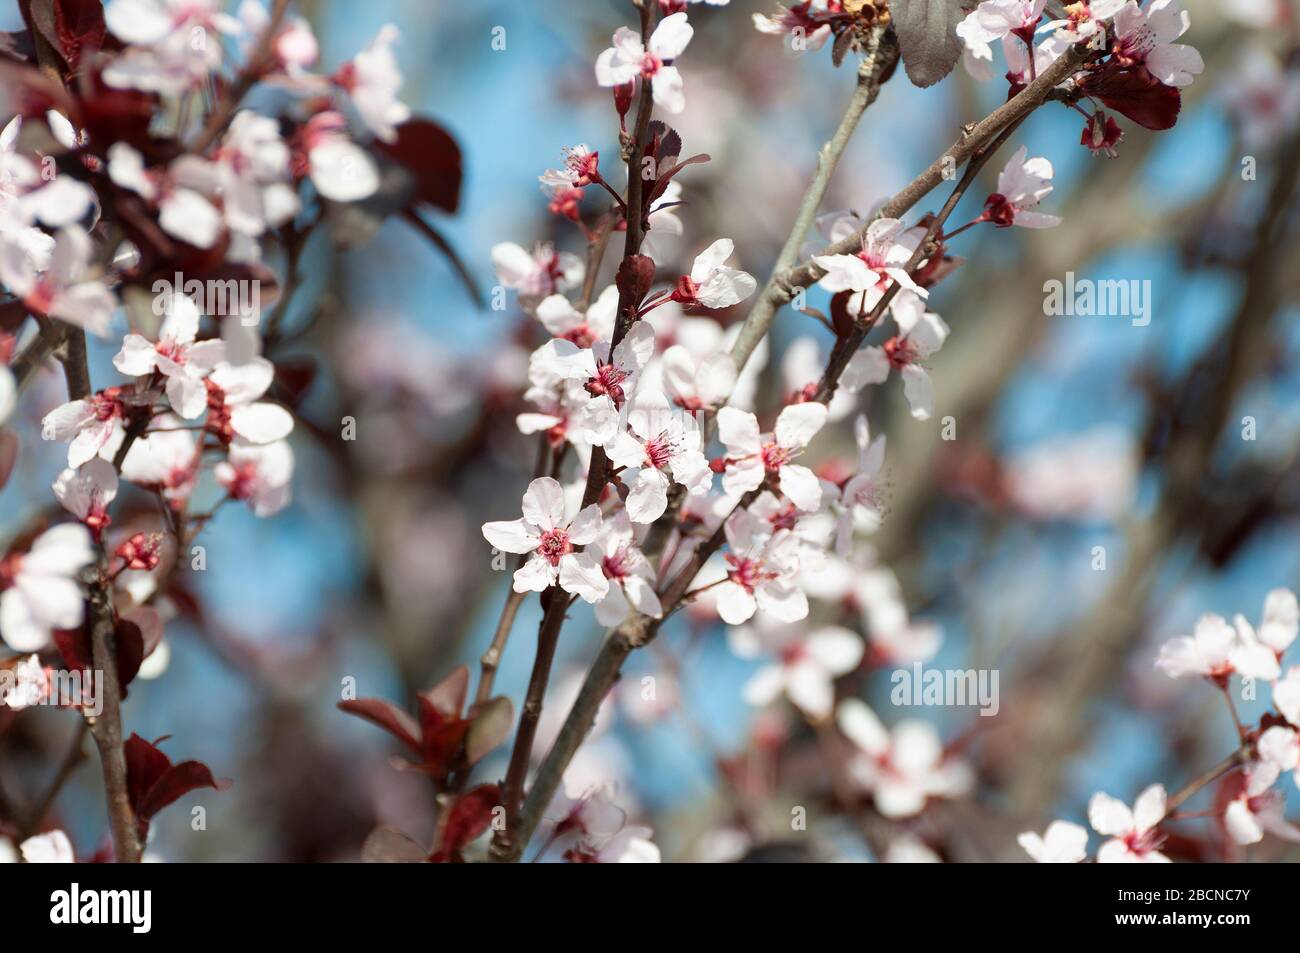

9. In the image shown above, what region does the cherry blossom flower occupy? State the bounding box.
[661,344,736,412]
[606,397,711,523]
[108,144,224,249]
[1155,612,1280,683]
[834,415,886,556]
[753,2,835,51]
[42,386,131,468]
[103,0,240,94]
[215,439,294,517]
[0,226,116,337]
[1274,667,1300,726]
[212,112,300,239]
[0,524,94,652]
[544,322,657,447]
[595,12,694,114]
[981,146,1062,229]
[534,285,618,348]
[812,217,928,317]
[836,699,973,818]
[1111,0,1204,89]
[205,358,296,445]
[957,0,1048,61]
[297,112,380,203]
[1219,51,1300,152]
[1018,820,1089,862]
[710,509,807,625]
[668,239,757,309]
[1258,724,1299,785]
[1089,785,1170,862]
[1044,0,1126,42]
[492,241,585,312]
[333,25,410,143]
[728,622,863,719]
[115,293,226,418]
[121,417,201,506]
[13,829,74,863]
[1223,764,1300,845]
[238,0,320,76]
[53,458,119,539]
[567,825,661,863]
[842,309,949,421]
[1,654,49,709]
[1250,588,1298,657]
[587,512,663,626]
[545,782,627,843]
[481,476,608,602]
[716,402,828,511]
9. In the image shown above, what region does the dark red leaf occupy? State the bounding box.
[53,0,104,72]
[135,760,224,821]
[337,698,422,753]
[1080,66,1181,131]
[374,118,462,214]
[420,664,468,720]
[124,734,225,834]
[430,784,501,862]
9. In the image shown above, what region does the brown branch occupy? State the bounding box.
[189,0,291,155]
[58,328,143,863]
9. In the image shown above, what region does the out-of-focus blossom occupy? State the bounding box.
[1018,820,1089,862]
[0,524,94,652]
[1089,785,1170,862]
[728,622,863,719]
[837,699,973,818]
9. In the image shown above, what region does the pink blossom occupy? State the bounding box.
[669,239,757,309]
[717,401,827,512]
[0,524,94,652]
[215,439,294,517]
[842,309,949,421]
[982,145,1062,229]
[1089,785,1170,862]
[481,476,608,602]
[1111,0,1204,88]
[836,699,973,818]
[1018,820,1089,862]
[729,622,863,719]
[0,226,116,337]
[606,397,711,523]
[711,509,808,625]
[52,458,119,538]
[587,512,663,627]
[115,293,226,418]
[595,13,694,114]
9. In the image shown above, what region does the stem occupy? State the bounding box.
[189,0,291,154]
[728,25,896,371]
[1161,745,1249,821]
[59,328,143,863]
[19,720,88,840]
[730,42,1088,373]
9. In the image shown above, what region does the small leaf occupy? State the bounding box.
[891,0,968,88]
[421,664,469,720]
[338,698,422,753]
[374,118,463,214]
[465,696,513,766]
[430,784,501,863]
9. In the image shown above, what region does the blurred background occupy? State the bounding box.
[2,0,1298,861]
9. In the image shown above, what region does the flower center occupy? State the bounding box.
[537,528,573,566]
[760,440,792,471]
[639,52,663,78]
[585,363,629,406]
[643,434,673,470]
[882,336,918,369]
